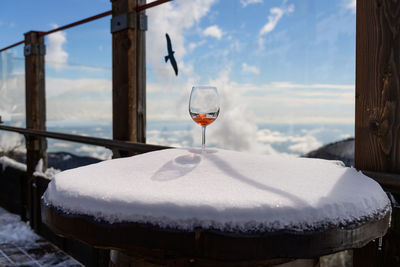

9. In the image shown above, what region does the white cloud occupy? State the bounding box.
[259,5,294,36]
[51,142,72,148]
[188,42,198,53]
[76,145,111,160]
[149,68,239,149]
[147,77,355,125]
[214,80,354,124]
[46,77,111,122]
[240,0,263,8]
[46,24,68,70]
[288,135,322,154]
[0,75,111,123]
[242,63,260,75]
[188,40,206,53]
[259,8,284,36]
[0,75,25,122]
[242,88,354,124]
[1,70,354,128]
[257,128,323,155]
[202,68,276,154]
[345,0,356,14]
[46,77,111,98]
[203,25,224,40]
[146,120,348,156]
[271,81,354,90]
[258,4,294,49]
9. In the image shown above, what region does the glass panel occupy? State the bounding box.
[44,17,112,160]
[146,0,356,156]
[0,46,26,156]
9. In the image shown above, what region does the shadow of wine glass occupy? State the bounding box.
[202,151,309,207]
[151,153,202,182]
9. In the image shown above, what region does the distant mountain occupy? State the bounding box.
[3,151,101,171]
[303,137,354,167]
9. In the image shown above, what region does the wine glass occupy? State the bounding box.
[189,86,220,153]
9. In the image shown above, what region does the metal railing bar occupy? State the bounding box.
[0,10,112,52]
[0,40,24,53]
[40,10,112,37]
[0,125,170,153]
[0,0,172,53]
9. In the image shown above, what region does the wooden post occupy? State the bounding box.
[111,0,146,158]
[355,0,400,172]
[354,0,400,266]
[24,31,47,230]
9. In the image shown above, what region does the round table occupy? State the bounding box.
[41,148,391,266]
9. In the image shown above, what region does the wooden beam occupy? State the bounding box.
[111,0,146,158]
[354,1,400,266]
[355,0,400,173]
[24,31,47,230]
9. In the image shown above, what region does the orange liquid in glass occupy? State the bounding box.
[190,113,218,126]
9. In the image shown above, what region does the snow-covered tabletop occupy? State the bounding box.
[43,148,390,233]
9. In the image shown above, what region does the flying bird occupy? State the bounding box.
[165,33,178,76]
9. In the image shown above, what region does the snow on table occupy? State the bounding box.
[43,148,390,232]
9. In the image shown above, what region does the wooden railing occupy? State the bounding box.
[0,125,170,154]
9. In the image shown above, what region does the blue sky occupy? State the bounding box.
[0,0,357,155]
[0,0,356,82]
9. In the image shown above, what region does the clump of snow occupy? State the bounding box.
[35,158,44,172]
[0,207,82,266]
[0,156,60,179]
[43,148,390,232]
[0,156,27,172]
[0,207,39,243]
[34,167,61,180]
[34,158,61,179]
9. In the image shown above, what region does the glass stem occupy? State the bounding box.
[201,126,206,152]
